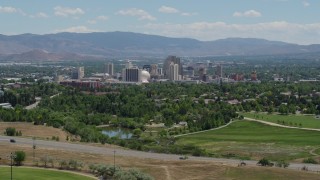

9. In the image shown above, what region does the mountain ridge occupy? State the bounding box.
[0,31,319,61]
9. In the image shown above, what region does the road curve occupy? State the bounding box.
[1,135,320,172]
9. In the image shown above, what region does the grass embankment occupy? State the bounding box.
[0,167,94,180]
[177,121,320,160]
[241,112,320,129]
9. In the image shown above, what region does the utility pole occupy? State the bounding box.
[10,152,16,180]
[32,137,36,162]
[113,150,116,174]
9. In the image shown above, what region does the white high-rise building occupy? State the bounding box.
[169,62,179,81]
[150,64,158,76]
[125,61,133,69]
[78,67,84,79]
[105,63,114,76]
[163,56,183,79]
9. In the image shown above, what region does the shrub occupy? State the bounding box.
[58,159,68,169]
[68,159,83,170]
[5,127,16,136]
[89,164,153,180]
[303,158,318,164]
[275,160,289,168]
[257,158,272,166]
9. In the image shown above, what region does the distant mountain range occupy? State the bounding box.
[0,31,320,61]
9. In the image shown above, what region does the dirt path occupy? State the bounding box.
[309,148,319,156]
[174,120,234,138]
[244,117,320,132]
[161,165,171,180]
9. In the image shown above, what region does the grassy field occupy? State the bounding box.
[0,122,69,141]
[2,121,320,179]
[241,112,320,129]
[2,139,320,179]
[177,121,320,160]
[0,167,95,180]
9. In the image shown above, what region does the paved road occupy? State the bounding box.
[24,97,41,110]
[24,93,61,110]
[1,135,320,172]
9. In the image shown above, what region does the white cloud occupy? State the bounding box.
[37,12,48,18]
[116,8,156,21]
[181,12,198,16]
[87,15,109,24]
[233,10,262,17]
[302,1,310,7]
[0,6,17,13]
[55,26,100,33]
[143,21,320,45]
[54,6,85,17]
[158,6,179,14]
[30,12,48,18]
[87,20,97,24]
[96,15,108,21]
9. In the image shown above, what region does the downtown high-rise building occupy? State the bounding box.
[122,60,141,82]
[163,56,183,79]
[72,67,84,80]
[150,64,158,76]
[104,63,114,76]
[122,68,142,82]
[169,62,179,81]
[216,64,223,78]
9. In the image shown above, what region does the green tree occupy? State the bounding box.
[14,151,26,166]
[132,128,142,138]
[279,104,288,115]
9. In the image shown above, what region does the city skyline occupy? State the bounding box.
[0,0,319,44]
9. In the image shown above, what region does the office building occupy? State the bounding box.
[163,56,183,79]
[216,64,223,78]
[150,64,158,76]
[122,68,142,82]
[199,67,207,82]
[72,67,84,80]
[125,61,133,69]
[104,63,114,76]
[157,68,163,76]
[169,62,179,81]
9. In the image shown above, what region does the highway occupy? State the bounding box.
[1,135,320,172]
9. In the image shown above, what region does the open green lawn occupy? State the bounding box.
[177,121,320,160]
[0,167,95,180]
[241,112,320,129]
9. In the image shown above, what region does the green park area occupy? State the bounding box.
[0,167,95,180]
[241,112,320,129]
[177,121,320,160]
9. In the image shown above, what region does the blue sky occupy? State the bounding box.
[0,0,319,44]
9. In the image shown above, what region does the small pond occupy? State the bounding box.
[101,127,133,139]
